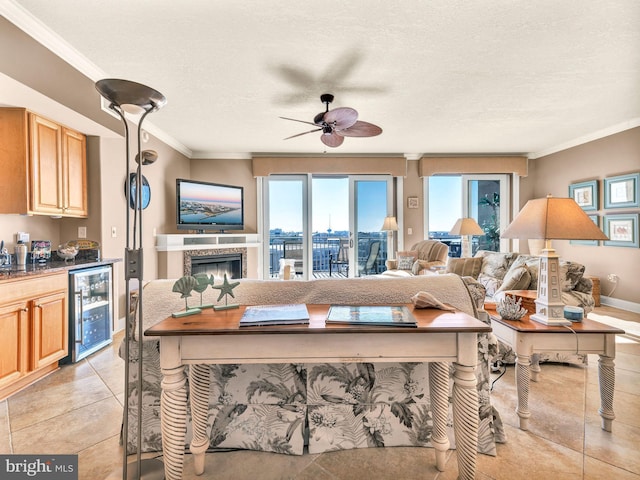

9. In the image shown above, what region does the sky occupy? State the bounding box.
[428,176,462,232]
[268,177,388,233]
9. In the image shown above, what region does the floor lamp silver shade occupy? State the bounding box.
[95,79,166,480]
[501,195,608,326]
[449,218,484,258]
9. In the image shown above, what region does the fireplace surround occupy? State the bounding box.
[183,248,248,279]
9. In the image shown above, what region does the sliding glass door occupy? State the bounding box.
[263,176,308,278]
[350,176,393,276]
[426,174,509,256]
[263,175,392,279]
[462,175,509,253]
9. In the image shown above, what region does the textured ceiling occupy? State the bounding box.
[4,0,640,158]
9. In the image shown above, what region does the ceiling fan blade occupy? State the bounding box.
[336,120,382,137]
[284,127,322,140]
[321,132,344,148]
[323,107,358,130]
[280,116,320,127]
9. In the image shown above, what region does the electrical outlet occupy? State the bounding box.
[407,227,413,235]
[78,226,87,239]
[607,273,619,282]
[16,232,29,243]
[111,226,117,238]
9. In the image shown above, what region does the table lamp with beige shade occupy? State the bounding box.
[501,195,608,326]
[449,217,484,258]
[381,215,399,250]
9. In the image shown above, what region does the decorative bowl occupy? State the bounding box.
[57,243,79,262]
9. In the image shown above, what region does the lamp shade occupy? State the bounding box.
[381,216,398,231]
[502,195,608,241]
[95,78,167,113]
[449,218,484,236]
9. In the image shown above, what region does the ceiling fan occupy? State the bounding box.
[280,93,382,147]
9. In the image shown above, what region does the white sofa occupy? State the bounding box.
[122,274,505,457]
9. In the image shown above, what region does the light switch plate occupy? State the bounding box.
[16,232,29,243]
[78,226,87,239]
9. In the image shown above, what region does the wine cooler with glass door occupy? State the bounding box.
[64,265,113,363]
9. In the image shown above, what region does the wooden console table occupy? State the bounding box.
[146,305,491,480]
[486,308,624,432]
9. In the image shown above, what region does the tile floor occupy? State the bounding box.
[1,305,638,480]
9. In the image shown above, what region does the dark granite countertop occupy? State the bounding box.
[0,257,122,282]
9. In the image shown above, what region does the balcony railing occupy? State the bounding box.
[268,232,388,277]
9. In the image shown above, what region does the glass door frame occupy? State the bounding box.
[349,175,394,277]
[261,175,310,279]
[462,174,510,252]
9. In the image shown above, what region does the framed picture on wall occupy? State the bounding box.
[604,173,639,209]
[603,213,639,248]
[568,180,598,211]
[570,215,601,246]
[407,196,419,209]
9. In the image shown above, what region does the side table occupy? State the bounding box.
[486,308,624,432]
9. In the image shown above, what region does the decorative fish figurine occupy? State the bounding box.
[193,273,214,307]
[172,275,199,310]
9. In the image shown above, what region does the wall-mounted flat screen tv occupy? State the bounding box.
[176,178,244,232]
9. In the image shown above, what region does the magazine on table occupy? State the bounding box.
[239,303,310,327]
[326,305,417,327]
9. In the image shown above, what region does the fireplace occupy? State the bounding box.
[184,248,248,279]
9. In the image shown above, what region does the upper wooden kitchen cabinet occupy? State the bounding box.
[0,108,88,217]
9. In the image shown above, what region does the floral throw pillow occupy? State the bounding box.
[478,273,502,297]
[495,265,531,294]
[561,261,585,292]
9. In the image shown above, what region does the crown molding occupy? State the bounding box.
[190,152,253,160]
[2,0,191,158]
[1,1,104,79]
[529,118,640,159]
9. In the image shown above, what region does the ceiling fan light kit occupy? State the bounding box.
[281,93,382,147]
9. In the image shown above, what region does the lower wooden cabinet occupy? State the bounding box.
[0,273,68,399]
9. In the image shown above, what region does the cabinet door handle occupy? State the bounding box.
[75,290,85,345]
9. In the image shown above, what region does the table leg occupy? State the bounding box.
[598,354,616,432]
[515,354,532,431]
[428,362,450,472]
[160,363,188,480]
[452,363,478,480]
[530,353,541,382]
[189,364,211,475]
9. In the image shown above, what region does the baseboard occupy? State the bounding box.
[600,296,640,314]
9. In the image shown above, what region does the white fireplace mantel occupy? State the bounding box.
[155,233,261,252]
[156,234,262,279]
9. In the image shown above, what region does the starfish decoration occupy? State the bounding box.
[212,273,240,303]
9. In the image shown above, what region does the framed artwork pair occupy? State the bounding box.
[570,174,639,211]
[569,173,639,248]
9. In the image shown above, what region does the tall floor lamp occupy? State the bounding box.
[501,195,608,326]
[95,79,167,480]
